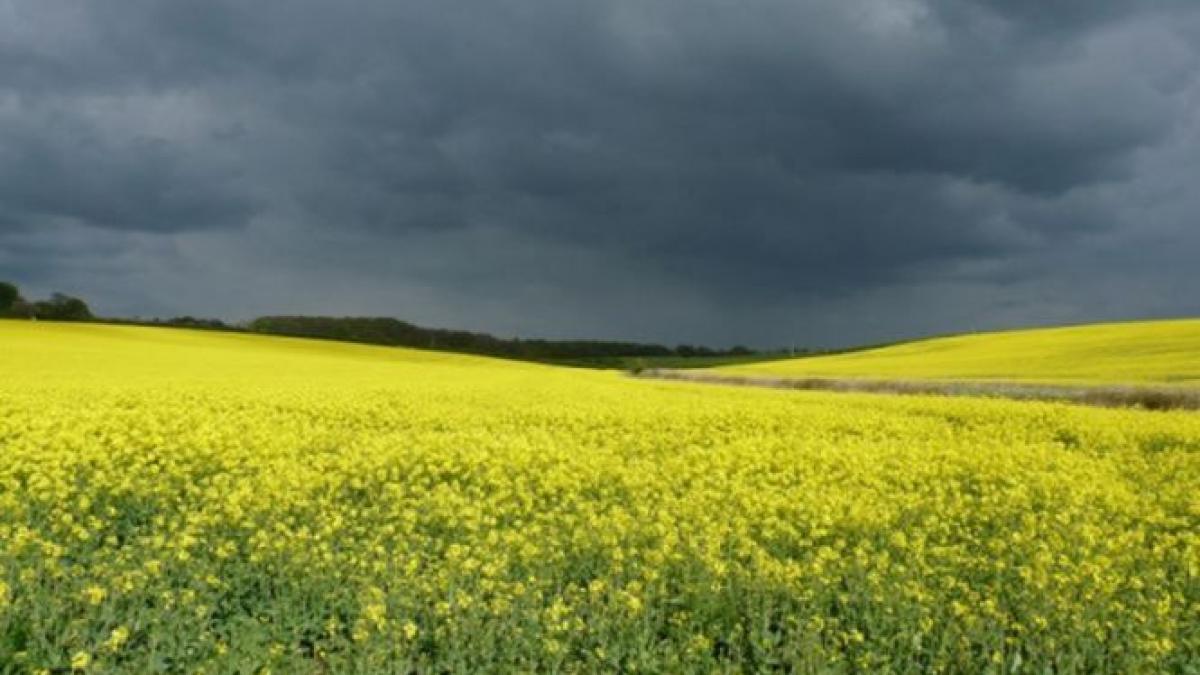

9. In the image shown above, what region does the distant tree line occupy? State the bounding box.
[150,316,232,330]
[0,281,93,321]
[0,281,762,361]
[248,316,755,361]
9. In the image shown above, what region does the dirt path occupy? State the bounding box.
[630,368,1200,411]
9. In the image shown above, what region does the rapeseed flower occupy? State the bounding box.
[0,321,1197,672]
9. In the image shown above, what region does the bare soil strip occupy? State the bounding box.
[630,368,1200,411]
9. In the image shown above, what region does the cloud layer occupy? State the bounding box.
[3,0,1198,346]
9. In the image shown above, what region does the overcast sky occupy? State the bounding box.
[2,0,1198,347]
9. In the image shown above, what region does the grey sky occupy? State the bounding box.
[2,0,1198,347]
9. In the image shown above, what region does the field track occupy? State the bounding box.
[634,368,1200,410]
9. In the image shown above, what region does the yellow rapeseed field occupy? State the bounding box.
[1,320,1198,672]
[720,318,1200,385]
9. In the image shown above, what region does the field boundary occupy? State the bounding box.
[630,368,1200,411]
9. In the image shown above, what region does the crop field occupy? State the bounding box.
[1,321,1198,673]
[719,319,1200,385]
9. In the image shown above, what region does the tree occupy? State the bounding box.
[675,344,698,357]
[33,293,93,321]
[0,281,18,316]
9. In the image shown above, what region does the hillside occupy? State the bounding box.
[3,320,1200,671]
[0,319,549,389]
[717,318,1200,385]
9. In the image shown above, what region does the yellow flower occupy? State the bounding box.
[82,586,107,606]
[362,601,387,630]
[3,318,1199,672]
[105,626,131,652]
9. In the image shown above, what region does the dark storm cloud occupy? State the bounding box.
[1,0,1198,345]
[0,116,254,233]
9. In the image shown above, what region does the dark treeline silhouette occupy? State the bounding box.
[1,280,763,363]
[249,316,755,361]
[159,316,232,330]
[0,281,93,321]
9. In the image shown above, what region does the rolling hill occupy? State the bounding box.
[3,319,1199,670]
[0,319,549,388]
[717,318,1200,385]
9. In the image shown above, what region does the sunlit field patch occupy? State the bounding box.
[1,321,1197,672]
[720,318,1200,385]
